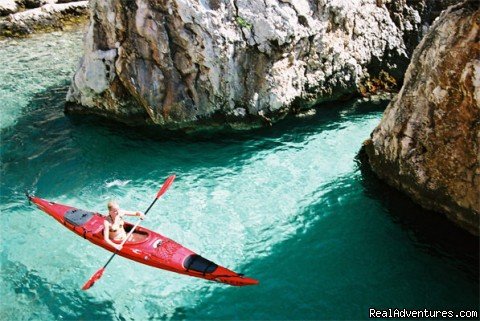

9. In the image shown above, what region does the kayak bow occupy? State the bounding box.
[28,195,258,287]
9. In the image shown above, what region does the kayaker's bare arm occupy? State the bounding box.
[103,221,122,251]
[119,210,145,219]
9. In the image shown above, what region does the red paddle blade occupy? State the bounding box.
[156,175,176,198]
[81,268,105,290]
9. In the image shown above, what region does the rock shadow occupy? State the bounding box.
[1,84,387,202]
[356,148,479,281]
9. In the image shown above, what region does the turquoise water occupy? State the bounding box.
[0,30,478,321]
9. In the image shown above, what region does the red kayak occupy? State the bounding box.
[28,196,258,286]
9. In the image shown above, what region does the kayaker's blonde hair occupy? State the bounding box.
[107,200,119,211]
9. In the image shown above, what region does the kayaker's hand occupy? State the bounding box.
[137,211,145,220]
[113,244,123,251]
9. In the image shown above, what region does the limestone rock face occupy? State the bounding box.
[364,1,479,235]
[66,0,447,129]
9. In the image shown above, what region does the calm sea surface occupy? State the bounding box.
[0,29,478,321]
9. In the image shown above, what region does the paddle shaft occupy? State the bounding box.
[81,175,175,290]
[102,197,159,269]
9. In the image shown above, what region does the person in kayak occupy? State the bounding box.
[104,200,145,250]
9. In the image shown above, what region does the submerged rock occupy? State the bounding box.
[66,0,448,129]
[364,1,479,235]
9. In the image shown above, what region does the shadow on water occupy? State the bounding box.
[65,98,387,144]
[356,151,479,282]
[0,253,116,320]
[178,171,479,320]
[0,83,386,202]
[0,82,386,148]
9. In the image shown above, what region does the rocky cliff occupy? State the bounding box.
[364,1,479,235]
[65,0,449,129]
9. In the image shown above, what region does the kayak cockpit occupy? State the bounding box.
[63,209,150,245]
[123,223,149,244]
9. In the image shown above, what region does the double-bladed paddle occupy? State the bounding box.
[82,174,176,290]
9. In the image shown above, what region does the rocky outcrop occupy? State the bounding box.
[66,0,450,129]
[0,0,88,37]
[0,0,18,16]
[364,1,479,235]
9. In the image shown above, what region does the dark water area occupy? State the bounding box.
[359,157,479,283]
[0,30,478,321]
